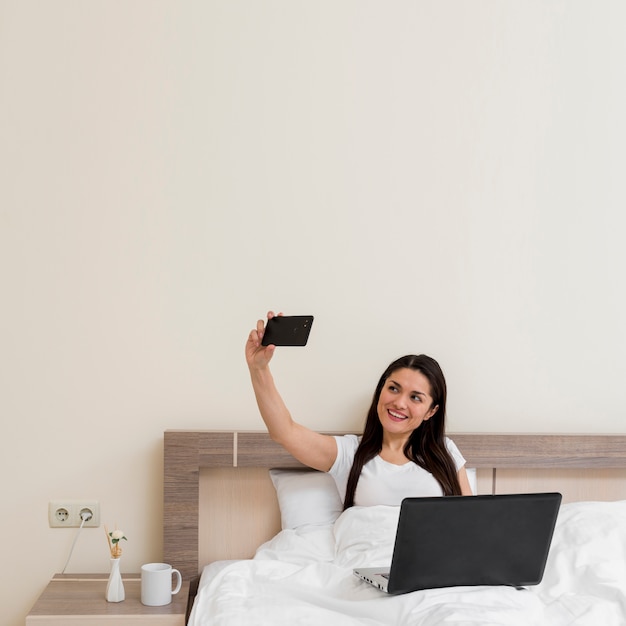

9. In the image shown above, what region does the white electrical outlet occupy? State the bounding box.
[48,501,100,528]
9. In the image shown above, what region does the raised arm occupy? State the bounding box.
[246,313,337,472]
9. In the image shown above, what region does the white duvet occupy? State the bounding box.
[188,500,626,626]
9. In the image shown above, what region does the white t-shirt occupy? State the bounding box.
[328,434,466,507]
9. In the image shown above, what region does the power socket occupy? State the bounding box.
[48,501,100,528]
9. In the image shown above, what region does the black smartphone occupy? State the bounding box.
[261,315,314,346]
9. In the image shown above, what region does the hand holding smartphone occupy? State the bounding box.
[261,315,314,347]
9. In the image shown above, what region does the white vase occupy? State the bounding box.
[106,558,125,602]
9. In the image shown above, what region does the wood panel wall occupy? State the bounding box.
[164,431,626,579]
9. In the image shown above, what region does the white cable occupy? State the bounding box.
[61,511,92,574]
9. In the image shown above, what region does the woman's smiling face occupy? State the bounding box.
[377,367,439,436]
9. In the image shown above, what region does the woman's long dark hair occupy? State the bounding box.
[343,354,462,509]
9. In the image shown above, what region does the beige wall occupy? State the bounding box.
[2,1,625,624]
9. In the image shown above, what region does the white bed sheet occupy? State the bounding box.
[188,500,626,626]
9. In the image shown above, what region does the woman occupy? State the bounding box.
[246,312,473,507]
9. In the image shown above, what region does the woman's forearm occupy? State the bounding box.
[245,314,337,471]
[249,366,295,444]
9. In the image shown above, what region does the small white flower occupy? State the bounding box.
[106,525,128,558]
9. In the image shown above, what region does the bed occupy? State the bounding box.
[164,431,626,625]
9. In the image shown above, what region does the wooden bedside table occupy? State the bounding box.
[26,574,190,625]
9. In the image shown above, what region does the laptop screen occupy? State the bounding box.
[387,493,562,594]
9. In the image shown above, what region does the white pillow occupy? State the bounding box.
[269,468,343,530]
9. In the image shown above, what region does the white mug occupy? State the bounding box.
[141,562,182,606]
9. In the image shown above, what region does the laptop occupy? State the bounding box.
[354,492,562,595]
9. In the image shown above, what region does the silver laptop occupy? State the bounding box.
[354,492,562,594]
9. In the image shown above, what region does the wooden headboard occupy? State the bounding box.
[163,430,626,580]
